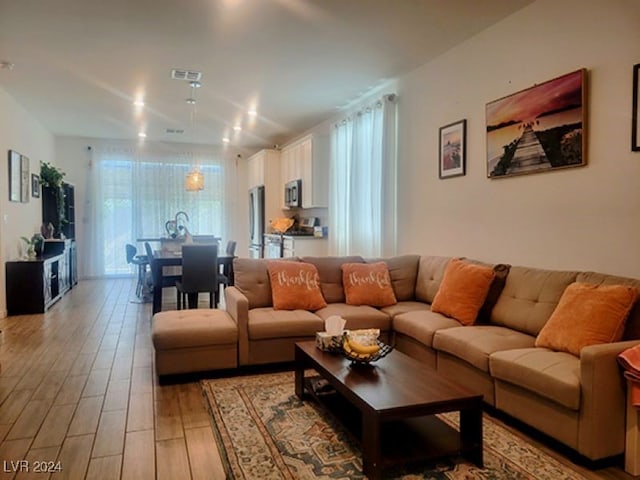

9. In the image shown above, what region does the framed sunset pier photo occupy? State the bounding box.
[486,69,586,178]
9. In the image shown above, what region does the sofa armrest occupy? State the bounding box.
[225,286,250,366]
[578,339,640,459]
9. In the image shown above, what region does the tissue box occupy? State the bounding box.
[316,332,342,352]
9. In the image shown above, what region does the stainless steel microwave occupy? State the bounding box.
[284,179,301,208]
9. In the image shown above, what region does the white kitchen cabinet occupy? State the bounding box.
[280,134,328,208]
[283,236,328,257]
[247,149,281,228]
[248,149,281,190]
[282,237,295,258]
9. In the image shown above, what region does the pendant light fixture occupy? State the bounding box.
[185,166,204,191]
[184,80,204,191]
[186,80,200,105]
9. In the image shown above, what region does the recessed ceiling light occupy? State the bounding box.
[233,125,242,132]
[138,132,147,138]
[247,109,257,117]
[222,137,230,143]
[133,99,145,107]
[186,98,196,105]
[0,61,15,70]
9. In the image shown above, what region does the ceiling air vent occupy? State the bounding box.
[165,128,185,134]
[171,69,202,81]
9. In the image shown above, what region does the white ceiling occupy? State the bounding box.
[0,0,533,149]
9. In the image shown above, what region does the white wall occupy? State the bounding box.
[55,137,251,278]
[0,87,55,317]
[396,0,640,278]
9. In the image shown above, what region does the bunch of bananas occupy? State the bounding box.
[343,337,381,361]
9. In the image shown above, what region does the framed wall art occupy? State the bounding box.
[31,174,40,198]
[439,119,466,179]
[20,155,29,202]
[8,150,21,202]
[632,63,639,152]
[486,68,587,178]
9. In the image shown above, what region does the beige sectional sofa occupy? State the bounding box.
[224,254,640,462]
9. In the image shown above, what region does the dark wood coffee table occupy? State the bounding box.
[294,341,483,480]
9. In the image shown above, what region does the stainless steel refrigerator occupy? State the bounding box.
[249,186,265,258]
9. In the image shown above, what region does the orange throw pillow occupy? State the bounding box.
[267,261,327,311]
[535,283,638,356]
[431,259,495,325]
[342,262,397,307]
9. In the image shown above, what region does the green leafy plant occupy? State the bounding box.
[40,162,67,237]
[21,234,43,258]
[39,162,65,187]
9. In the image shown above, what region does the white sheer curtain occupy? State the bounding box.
[329,94,397,257]
[85,144,226,277]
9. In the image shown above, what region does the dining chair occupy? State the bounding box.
[145,242,182,307]
[175,244,219,309]
[218,240,237,290]
[125,244,149,297]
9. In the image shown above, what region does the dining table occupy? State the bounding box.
[150,250,235,314]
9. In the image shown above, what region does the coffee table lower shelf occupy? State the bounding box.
[301,375,482,476]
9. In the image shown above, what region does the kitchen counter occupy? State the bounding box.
[264,233,328,240]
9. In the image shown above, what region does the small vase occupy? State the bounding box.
[41,223,54,239]
[27,245,36,259]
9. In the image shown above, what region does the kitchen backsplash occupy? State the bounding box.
[279,207,328,227]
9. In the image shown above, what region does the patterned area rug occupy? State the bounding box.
[201,371,587,479]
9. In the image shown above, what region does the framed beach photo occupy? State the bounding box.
[20,155,29,202]
[486,68,587,178]
[8,150,21,202]
[632,63,639,152]
[439,119,466,179]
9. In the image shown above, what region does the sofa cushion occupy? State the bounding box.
[577,272,640,340]
[152,309,238,349]
[314,303,391,331]
[380,301,430,319]
[393,310,461,348]
[233,257,299,309]
[415,256,452,303]
[433,326,536,372]
[535,283,638,356]
[301,256,364,303]
[267,260,327,311]
[342,262,397,307]
[248,308,324,340]
[431,259,495,325]
[490,266,578,336]
[368,255,420,301]
[490,348,581,410]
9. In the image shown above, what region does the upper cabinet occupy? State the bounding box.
[280,134,329,208]
[247,149,281,226]
[248,149,280,190]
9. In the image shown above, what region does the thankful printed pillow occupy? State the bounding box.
[267,261,327,311]
[342,262,397,307]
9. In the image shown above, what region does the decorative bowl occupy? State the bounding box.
[339,338,394,365]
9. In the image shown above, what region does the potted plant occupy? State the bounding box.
[39,162,67,237]
[21,234,44,259]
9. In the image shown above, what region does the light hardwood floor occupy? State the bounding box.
[0,278,634,479]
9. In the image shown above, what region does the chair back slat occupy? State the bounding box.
[181,244,218,292]
[225,240,237,256]
[126,244,137,264]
